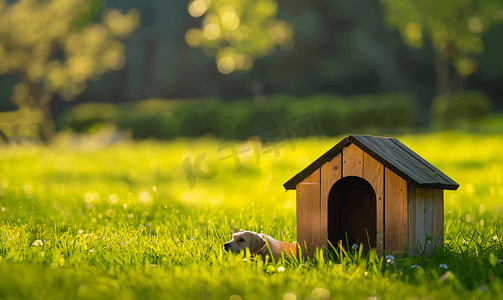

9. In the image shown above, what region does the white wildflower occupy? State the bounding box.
[439,264,448,269]
[32,240,44,246]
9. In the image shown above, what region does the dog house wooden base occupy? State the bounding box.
[284,135,459,257]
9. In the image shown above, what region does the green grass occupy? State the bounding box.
[1,132,503,299]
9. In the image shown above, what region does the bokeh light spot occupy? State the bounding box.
[254,0,278,18]
[138,191,151,203]
[311,288,330,300]
[221,12,240,30]
[283,292,297,300]
[217,56,235,74]
[107,193,119,205]
[456,58,477,77]
[203,23,220,40]
[405,22,422,42]
[468,17,483,33]
[84,192,94,203]
[189,0,207,17]
[185,28,204,47]
[107,209,116,217]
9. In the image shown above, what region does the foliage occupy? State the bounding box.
[0,0,140,141]
[379,0,503,96]
[185,0,294,74]
[380,0,503,76]
[58,93,417,140]
[0,133,503,298]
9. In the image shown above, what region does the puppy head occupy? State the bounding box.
[223,230,266,255]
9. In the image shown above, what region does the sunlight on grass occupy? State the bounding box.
[0,132,502,299]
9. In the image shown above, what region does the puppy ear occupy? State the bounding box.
[251,233,266,254]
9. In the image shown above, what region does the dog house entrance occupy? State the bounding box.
[328,176,377,251]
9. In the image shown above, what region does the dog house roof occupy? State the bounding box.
[283,134,459,191]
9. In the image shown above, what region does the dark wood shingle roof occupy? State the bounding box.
[283,135,459,190]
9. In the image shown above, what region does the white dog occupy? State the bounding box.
[223,230,297,260]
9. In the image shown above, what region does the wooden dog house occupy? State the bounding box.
[283,135,459,256]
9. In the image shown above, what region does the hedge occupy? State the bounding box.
[58,93,418,140]
[431,90,490,130]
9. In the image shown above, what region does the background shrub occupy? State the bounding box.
[431,91,490,130]
[59,93,418,140]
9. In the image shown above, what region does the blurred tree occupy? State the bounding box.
[0,0,139,142]
[184,0,294,74]
[380,0,503,98]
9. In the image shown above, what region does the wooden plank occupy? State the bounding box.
[424,188,435,256]
[342,143,363,177]
[321,153,342,252]
[407,183,417,255]
[390,138,459,188]
[296,169,321,257]
[432,189,444,251]
[384,168,408,253]
[350,135,443,185]
[283,138,350,190]
[348,135,458,189]
[296,184,306,257]
[363,152,384,256]
[415,188,425,254]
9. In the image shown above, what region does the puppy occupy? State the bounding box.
[223,230,297,260]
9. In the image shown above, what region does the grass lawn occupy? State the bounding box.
[1,132,503,299]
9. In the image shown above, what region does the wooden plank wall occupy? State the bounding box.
[363,153,384,256]
[384,168,408,253]
[320,153,342,251]
[424,189,434,255]
[296,169,321,257]
[407,183,417,255]
[408,186,444,256]
[415,188,426,254]
[432,189,444,251]
[343,144,363,177]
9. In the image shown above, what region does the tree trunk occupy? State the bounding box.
[434,51,453,99]
[12,81,56,144]
[0,128,8,145]
[37,101,56,144]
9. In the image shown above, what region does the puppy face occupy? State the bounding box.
[223,230,265,255]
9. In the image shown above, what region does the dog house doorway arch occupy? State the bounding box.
[327,176,377,251]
